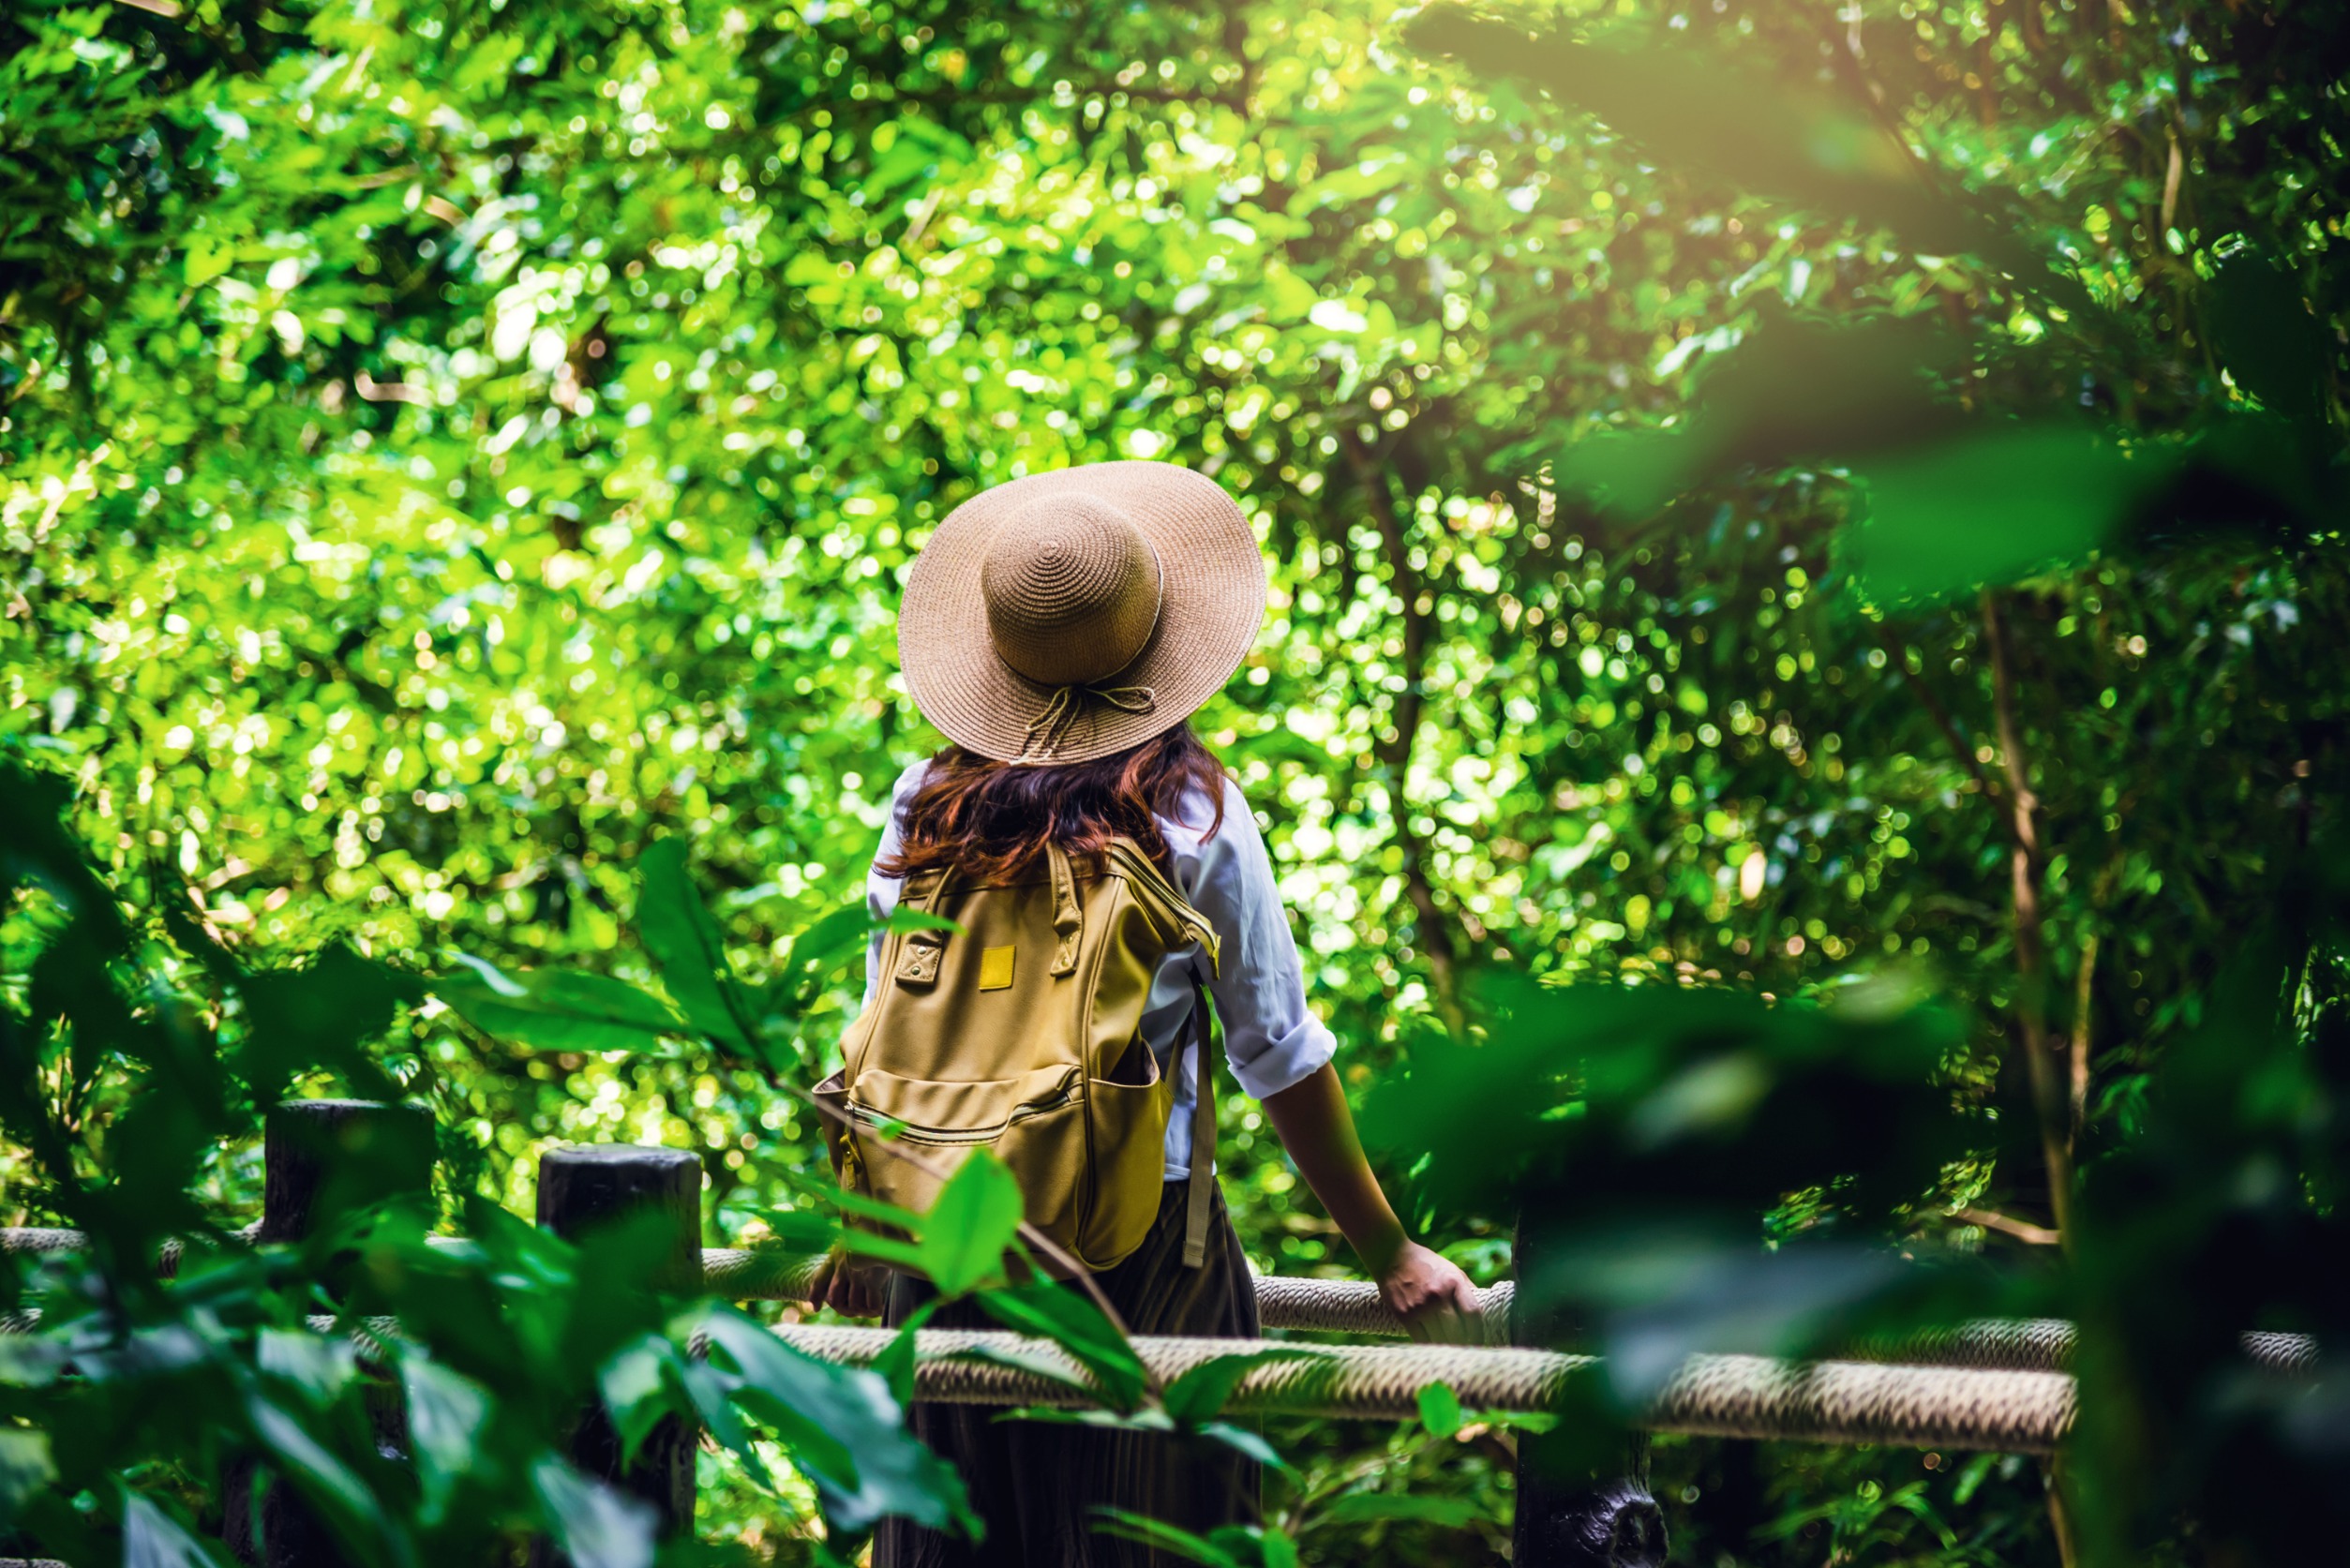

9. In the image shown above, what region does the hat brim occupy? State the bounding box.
[898,462,1266,764]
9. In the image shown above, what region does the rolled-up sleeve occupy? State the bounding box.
[1175,779,1338,1100]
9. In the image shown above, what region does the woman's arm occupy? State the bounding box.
[1260,1062,1484,1341]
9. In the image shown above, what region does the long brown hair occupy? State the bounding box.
[879,724,1229,884]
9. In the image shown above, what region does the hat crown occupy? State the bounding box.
[980,494,1162,687]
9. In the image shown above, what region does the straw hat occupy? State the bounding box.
[898,461,1266,765]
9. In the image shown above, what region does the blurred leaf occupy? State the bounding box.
[636,840,759,1055]
[870,1299,938,1409]
[229,941,415,1098]
[434,959,685,1053]
[1160,1348,1321,1429]
[599,1333,691,1471]
[244,1392,403,1564]
[1093,1508,1245,1568]
[0,1428,55,1520]
[531,1455,656,1568]
[1848,426,2178,601]
[953,1337,1106,1404]
[400,1357,490,1519]
[1199,1421,1289,1473]
[1556,315,1963,515]
[917,1150,1024,1297]
[1317,1491,1482,1528]
[2209,250,2333,444]
[1362,974,1967,1224]
[1529,1232,1908,1401]
[1407,7,2068,296]
[1415,1380,1464,1439]
[976,1281,1147,1412]
[121,1490,227,1568]
[693,1307,972,1535]
[783,901,877,979]
[256,1328,359,1406]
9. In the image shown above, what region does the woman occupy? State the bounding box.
[811,460,1480,1566]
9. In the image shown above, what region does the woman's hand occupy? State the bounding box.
[1261,1066,1488,1342]
[808,1245,890,1320]
[1376,1240,1485,1343]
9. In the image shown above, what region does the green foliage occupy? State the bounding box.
[8,0,2350,1561]
[0,761,983,1561]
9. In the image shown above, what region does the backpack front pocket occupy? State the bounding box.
[847,1064,1087,1248]
[1078,1058,1176,1271]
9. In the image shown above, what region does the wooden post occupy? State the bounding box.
[530,1146,703,1565]
[226,1099,433,1568]
[256,1098,436,1245]
[1512,1212,1669,1568]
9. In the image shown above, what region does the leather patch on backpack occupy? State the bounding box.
[978,945,1015,991]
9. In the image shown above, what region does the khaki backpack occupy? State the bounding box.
[816,838,1223,1274]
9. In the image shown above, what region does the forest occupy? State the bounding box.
[4,0,2348,1563]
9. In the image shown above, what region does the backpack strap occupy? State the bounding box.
[1182,970,1220,1269]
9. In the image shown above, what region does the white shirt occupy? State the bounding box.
[861,759,1338,1178]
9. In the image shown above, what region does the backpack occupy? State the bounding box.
[816,838,1223,1274]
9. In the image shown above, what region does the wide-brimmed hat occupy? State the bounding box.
[898,461,1266,765]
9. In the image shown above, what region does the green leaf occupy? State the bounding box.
[1848,426,2176,601]
[839,1229,930,1274]
[183,233,234,288]
[598,1333,691,1471]
[1416,1380,1465,1439]
[531,1455,657,1568]
[229,939,416,1099]
[244,1393,397,1555]
[785,900,878,974]
[1092,1509,1245,1568]
[256,1328,359,1406]
[694,1307,973,1535]
[871,1298,938,1409]
[976,1281,1148,1412]
[2209,250,2334,444]
[1406,9,2068,300]
[953,1338,1108,1403]
[1199,1421,1292,1474]
[0,1428,54,1522]
[121,1490,227,1568]
[400,1358,490,1519]
[1550,315,1962,517]
[1160,1348,1323,1428]
[917,1150,1024,1297]
[1316,1491,1482,1528]
[433,958,685,1053]
[636,839,757,1054]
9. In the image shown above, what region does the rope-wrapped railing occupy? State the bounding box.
[772,1324,2080,1455]
[10,1230,2321,1371]
[702,1246,829,1304]
[1845,1319,2321,1375]
[1250,1273,1518,1344]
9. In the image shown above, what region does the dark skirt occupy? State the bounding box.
[874,1178,1261,1568]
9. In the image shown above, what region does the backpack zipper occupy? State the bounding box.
[848,1080,1077,1146]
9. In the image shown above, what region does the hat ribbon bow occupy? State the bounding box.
[1016,682,1158,763]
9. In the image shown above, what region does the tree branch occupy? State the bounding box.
[1955,1206,2062,1247]
[1344,429,1463,1032]
[2069,930,2098,1144]
[1877,623,2002,805]
[1983,588,2076,1251]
